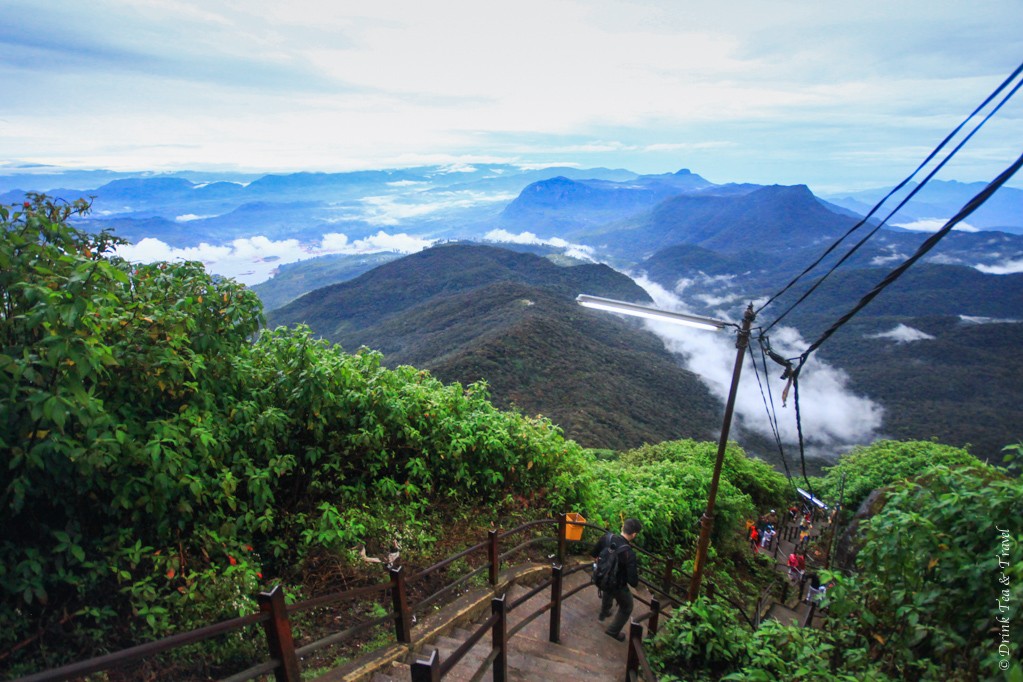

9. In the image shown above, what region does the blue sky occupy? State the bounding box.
[2,0,1021,192]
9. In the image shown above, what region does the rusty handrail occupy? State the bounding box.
[15,512,720,682]
[15,612,269,682]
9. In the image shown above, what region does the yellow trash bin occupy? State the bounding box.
[564,512,586,541]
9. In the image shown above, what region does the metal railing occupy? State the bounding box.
[13,513,705,682]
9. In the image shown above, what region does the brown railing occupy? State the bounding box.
[13,514,705,682]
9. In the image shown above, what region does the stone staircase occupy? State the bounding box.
[366,568,638,682]
[761,515,828,628]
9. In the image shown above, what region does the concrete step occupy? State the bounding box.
[409,568,626,682]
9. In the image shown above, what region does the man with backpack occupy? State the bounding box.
[590,518,642,641]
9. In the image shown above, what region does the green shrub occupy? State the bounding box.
[0,196,594,674]
[814,439,988,514]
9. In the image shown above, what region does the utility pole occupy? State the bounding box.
[687,303,756,601]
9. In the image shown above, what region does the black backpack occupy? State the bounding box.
[592,533,627,593]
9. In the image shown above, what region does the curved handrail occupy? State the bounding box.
[13,612,269,682]
[14,512,721,682]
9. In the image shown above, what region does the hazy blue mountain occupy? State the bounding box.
[498,168,720,236]
[823,179,1023,234]
[0,166,263,193]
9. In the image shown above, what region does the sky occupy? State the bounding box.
[2,0,1022,193]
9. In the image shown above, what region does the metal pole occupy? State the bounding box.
[687,303,755,602]
[824,472,846,570]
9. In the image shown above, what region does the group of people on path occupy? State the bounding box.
[587,503,832,642]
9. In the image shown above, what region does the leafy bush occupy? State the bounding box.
[621,439,789,511]
[833,463,1022,680]
[570,440,787,558]
[0,196,592,674]
[650,458,1022,681]
[648,598,892,681]
[814,439,987,514]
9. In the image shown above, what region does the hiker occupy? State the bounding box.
[787,552,802,581]
[591,518,641,642]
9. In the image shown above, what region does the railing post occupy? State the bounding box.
[258,585,301,682]
[625,621,643,681]
[556,512,567,564]
[802,600,817,628]
[648,596,661,637]
[549,563,564,643]
[488,528,500,586]
[411,648,441,682]
[491,594,508,682]
[390,565,412,644]
[661,557,675,596]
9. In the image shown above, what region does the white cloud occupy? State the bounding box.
[114,230,435,285]
[866,324,935,343]
[175,213,216,222]
[3,0,1021,189]
[959,315,1020,325]
[976,258,1023,275]
[483,229,596,261]
[892,218,980,233]
[359,191,516,225]
[634,275,883,451]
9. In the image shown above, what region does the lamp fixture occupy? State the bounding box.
[575,294,731,332]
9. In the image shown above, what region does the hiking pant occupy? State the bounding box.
[601,585,634,636]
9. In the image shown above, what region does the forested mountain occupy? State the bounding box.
[269,244,723,449]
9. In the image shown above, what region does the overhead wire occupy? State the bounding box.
[746,62,1022,509]
[795,151,1023,368]
[748,333,801,499]
[776,153,1023,501]
[761,72,1023,335]
[756,60,1023,329]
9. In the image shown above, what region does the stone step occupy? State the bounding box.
[409,567,626,681]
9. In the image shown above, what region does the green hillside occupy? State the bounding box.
[269,244,724,449]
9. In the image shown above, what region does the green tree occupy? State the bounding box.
[0,196,593,674]
[814,439,987,513]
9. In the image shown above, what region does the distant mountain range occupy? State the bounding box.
[822,180,1023,234]
[5,163,1021,461]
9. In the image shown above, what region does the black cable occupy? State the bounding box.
[796,151,1023,367]
[791,377,816,501]
[750,336,799,498]
[756,60,1023,319]
[762,70,1023,334]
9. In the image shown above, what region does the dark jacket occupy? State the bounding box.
[591,532,639,588]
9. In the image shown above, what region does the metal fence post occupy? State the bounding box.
[648,596,661,638]
[390,565,412,643]
[411,648,441,682]
[488,529,500,586]
[258,585,301,682]
[492,594,508,682]
[556,512,567,564]
[549,563,564,643]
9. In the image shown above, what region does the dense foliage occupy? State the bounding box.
[0,197,590,673]
[814,439,987,513]
[649,445,1023,681]
[590,439,788,555]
